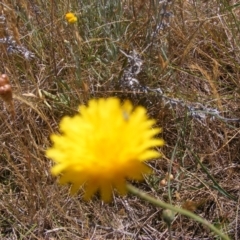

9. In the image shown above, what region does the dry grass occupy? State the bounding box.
[0,0,240,239]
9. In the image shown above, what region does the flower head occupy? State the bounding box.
[46,97,164,202]
[65,12,77,24]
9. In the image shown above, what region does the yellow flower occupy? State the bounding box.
[46,97,164,202]
[65,12,77,24]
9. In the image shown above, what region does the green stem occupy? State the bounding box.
[127,184,230,240]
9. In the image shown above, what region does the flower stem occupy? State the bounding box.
[127,184,230,240]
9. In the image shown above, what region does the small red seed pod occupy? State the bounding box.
[0,74,10,86]
[0,84,13,103]
[0,74,15,120]
[0,77,5,87]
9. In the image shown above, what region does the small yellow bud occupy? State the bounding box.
[65,13,77,24]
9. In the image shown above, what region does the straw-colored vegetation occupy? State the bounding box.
[0,0,240,239]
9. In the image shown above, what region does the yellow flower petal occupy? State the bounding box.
[46,97,164,201]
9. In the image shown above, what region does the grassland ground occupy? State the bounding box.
[0,0,240,239]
